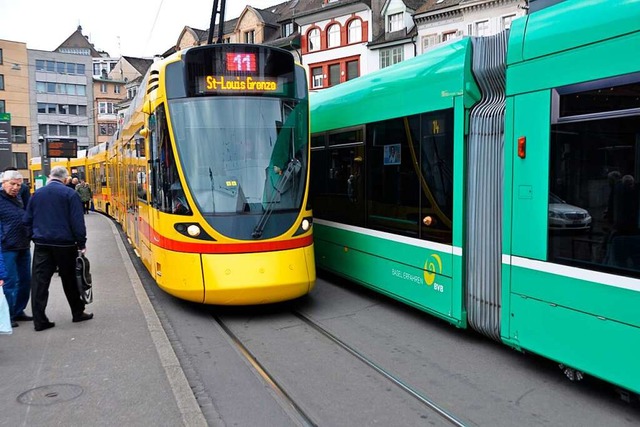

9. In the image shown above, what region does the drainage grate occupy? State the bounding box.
[17,384,84,406]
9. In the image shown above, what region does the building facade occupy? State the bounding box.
[28,49,95,154]
[0,39,32,181]
[93,75,125,147]
[414,0,526,53]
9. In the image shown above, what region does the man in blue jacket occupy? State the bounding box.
[0,170,32,328]
[23,166,92,331]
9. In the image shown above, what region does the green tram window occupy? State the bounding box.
[549,75,640,278]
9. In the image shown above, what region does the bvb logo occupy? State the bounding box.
[423,254,442,286]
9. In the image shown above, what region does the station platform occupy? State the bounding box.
[0,212,207,426]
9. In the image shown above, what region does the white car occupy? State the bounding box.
[549,193,592,230]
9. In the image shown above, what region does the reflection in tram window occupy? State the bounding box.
[548,76,640,278]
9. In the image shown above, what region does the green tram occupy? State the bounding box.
[309,0,640,395]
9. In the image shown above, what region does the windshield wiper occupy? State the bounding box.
[252,158,301,239]
[209,167,216,212]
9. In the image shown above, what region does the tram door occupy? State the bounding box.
[126,139,140,248]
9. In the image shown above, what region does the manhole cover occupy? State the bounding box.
[17,384,84,406]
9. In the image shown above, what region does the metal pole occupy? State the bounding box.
[40,136,50,177]
[207,0,220,44]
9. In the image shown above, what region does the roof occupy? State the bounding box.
[55,25,104,57]
[122,56,154,75]
[415,0,462,14]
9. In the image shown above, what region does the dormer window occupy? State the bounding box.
[245,30,255,44]
[388,13,403,32]
[283,22,297,38]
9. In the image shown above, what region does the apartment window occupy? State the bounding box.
[312,67,323,89]
[57,62,66,74]
[475,20,490,36]
[66,63,76,74]
[308,28,320,51]
[502,14,516,30]
[48,103,57,114]
[0,74,4,90]
[348,20,362,43]
[77,64,85,74]
[327,24,340,48]
[11,127,26,143]
[101,83,107,93]
[388,13,403,32]
[14,153,28,169]
[46,61,55,72]
[99,102,114,114]
[421,34,438,52]
[328,64,340,87]
[245,30,255,44]
[0,49,3,64]
[0,100,4,113]
[69,125,78,136]
[59,104,69,114]
[283,22,296,38]
[114,85,121,94]
[36,59,45,71]
[442,31,457,42]
[346,60,359,81]
[99,123,116,136]
[380,46,404,69]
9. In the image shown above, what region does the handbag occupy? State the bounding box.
[0,290,13,335]
[75,252,93,304]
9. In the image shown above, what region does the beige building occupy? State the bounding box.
[0,39,31,181]
[93,76,126,147]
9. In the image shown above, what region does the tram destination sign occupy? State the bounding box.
[47,138,78,158]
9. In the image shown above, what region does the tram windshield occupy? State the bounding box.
[168,96,308,215]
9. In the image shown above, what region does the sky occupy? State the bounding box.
[0,0,282,58]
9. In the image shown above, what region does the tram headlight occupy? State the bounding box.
[187,225,201,237]
[302,218,310,231]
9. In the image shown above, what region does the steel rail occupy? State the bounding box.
[293,311,468,427]
[213,315,317,427]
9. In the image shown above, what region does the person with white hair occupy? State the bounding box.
[23,166,92,331]
[0,170,32,327]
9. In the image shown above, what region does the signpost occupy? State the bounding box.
[40,137,78,177]
[0,113,13,170]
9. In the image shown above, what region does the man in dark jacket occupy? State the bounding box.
[3,166,30,208]
[23,166,92,331]
[0,170,32,327]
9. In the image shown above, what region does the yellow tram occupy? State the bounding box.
[31,44,316,304]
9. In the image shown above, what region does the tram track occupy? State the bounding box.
[292,311,467,427]
[213,310,469,427]
[212,315,317,427]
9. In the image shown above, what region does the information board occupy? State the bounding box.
[46,138,77,158]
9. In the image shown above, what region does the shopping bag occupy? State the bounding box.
[75,253,93,304]
[0,290,13,335]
